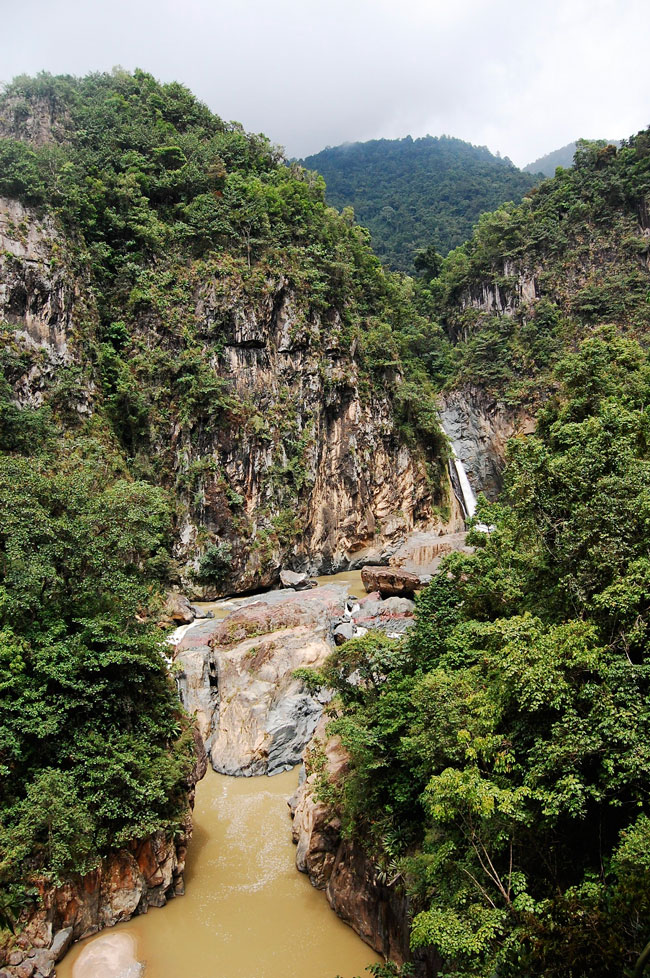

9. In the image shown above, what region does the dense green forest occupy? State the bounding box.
[430,134,650,406]
[301,136,540,271]
[523,138,620,176]
[307,129,650,976]
[2,66,650,978]
[0,69,446,930]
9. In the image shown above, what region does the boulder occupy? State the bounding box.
[279,569,317,590]
[175,584,347,775]
[49,928,73,963]
[333,621,355,645]
[162,592,195,624]
[389,530,473,576]
[361,566,422,598]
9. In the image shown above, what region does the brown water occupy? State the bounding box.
[314,569,366,599]
[58,768,379,978]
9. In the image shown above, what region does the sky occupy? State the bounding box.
[1,0,648,167]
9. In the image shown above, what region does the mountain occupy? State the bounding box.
[301,135,540,271]
[524,138,621,176]
[320,127,650,977]
[3,67,650,978]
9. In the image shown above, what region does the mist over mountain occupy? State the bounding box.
[524,138,621,176]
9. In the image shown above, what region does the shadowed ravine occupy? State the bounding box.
[57,769,380,978]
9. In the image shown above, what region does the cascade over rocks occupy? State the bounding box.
[438,384,535,499]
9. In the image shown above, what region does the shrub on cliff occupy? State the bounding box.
[0,445,193,915]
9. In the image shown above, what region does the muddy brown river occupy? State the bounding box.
[60,574,377,977]
[59,760,379,978]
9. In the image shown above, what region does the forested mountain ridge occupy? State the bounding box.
[301,135,540,271]
[523,138,621,176]
[431,134,650,409]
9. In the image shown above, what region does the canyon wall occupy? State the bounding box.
[0,737,207,978]
[0,194,464,598]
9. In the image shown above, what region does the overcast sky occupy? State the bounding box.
[1,0,648,167]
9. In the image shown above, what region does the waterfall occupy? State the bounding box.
[451,447,477,520]
[440,423,493,532]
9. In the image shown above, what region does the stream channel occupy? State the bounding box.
[58,571,380,978]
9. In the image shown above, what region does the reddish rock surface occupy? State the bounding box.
[290,720,440,975]
[361,565,422,597]
[0,732,207,978]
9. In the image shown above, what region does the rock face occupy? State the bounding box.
[290,723,440,976]
[361,565,422,597]
[0,735,207,978]
[0,195,465,599]
[0,197,93,414]
[174,585,347,775]
[389,530,473,576]
[439,385,535,499]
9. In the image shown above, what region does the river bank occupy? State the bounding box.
[58,769,380,978]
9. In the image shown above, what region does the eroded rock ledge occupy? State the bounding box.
[174,585,348,775]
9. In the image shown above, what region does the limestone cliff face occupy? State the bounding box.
[438,384,535,499]
[290,723,439,976]
[0,194,462,596]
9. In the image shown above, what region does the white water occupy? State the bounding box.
[449,443,493,533]
[452,449,477,519]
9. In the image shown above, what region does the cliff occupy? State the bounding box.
[289,722,439,976]
[0,735,206,978]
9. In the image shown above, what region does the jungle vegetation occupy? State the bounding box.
[301,136,540,272]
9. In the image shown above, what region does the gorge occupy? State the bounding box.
[2,68,650,978]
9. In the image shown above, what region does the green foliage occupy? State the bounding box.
[0,435,192,905]
[435,133,650,402]
[319,333,650,976]
[196,540,233,585]
[302,136,539,271]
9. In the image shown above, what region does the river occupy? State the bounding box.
[59,571,380,978]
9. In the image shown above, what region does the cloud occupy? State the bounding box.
[1,0,648,165]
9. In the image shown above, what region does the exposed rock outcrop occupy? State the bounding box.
[0,197,93,413]
[174,585,347,775]
[361,565,422,598]
[439,384,535,499]
[0,735,207,978]
[290,723,439,975]
[1,194,464,599]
